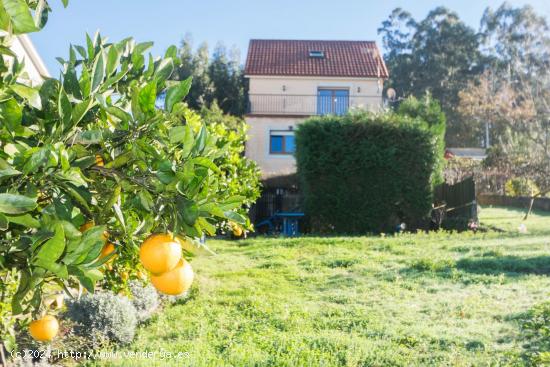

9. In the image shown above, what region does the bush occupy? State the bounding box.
[505,177,539,197]
[295,105,442,233]
[128,281,159,323]
[66,292,137,345]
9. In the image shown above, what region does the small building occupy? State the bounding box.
[244,39,388,179]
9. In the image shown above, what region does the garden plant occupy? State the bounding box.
[0,0,259,359]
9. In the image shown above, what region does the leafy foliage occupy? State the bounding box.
[520,301,550,365]
[0,0,256,350]
[295,106,440,233]
[378,7,483,146]
[173,36,246,116]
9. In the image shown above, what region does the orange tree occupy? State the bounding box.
[0,0,254,351]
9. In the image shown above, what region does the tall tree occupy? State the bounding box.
[480,3,550,77]
[379,7,484,146]
[463,3,550,217]
[172,34,212,110]
[208,42,245,116]
[172,38,246,116]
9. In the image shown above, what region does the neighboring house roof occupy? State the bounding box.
[245,39,388,78]
[10,34,50,85]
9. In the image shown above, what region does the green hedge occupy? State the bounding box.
[295,107,443,234]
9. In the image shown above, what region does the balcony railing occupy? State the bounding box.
[247,94,382,116]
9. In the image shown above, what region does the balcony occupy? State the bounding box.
[247,94,381,116]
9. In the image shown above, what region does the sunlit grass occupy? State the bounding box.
[87,207,550,366]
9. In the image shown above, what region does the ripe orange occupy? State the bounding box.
[150,259,194,295]
[232,226,243,237]
[80,221,94,232]
[100,243,115,259]
[95,154,104,167]
[139,234,182,274]
[29,315,59,342]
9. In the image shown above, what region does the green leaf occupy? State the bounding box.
[72,98,93,125]
[10,84,41,109]
[34,258,68,279]
[181,125,194,157]
[74,129,103,144]
[61,0,69,8]
[106,106,131,123]
[224,210,247,225]
[79,66,91,98]
[64,226,105,264]
[192,157,220,173]
[58,88,72,127]
[0,213,8,230]
[155,58,174,84]
[91,52,105,93]
[138,80,157,116]
[6,213,40,228]
[0,98,22,133]
[86,33,95,62]
[178,198,199,226]
[0,168,21,182]
[169,126,186,144]
[199,202,226,218]
[135,41,154,55]
[2,0,38,34]
[23,147,50,173]
[63,65,82,99]
[105,45,120,76]
[35,223,65,262]
[164,77,192,112]
[0,193,36,214]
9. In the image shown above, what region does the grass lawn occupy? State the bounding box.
[88,206,550,366]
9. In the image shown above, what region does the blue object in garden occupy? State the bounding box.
[274,212,304,237]
[255,211,305,236]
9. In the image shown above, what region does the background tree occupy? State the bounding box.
[379,7,484,146]
[172,34,212,111]
[172,39,246,116]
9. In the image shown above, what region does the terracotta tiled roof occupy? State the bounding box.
[245,39,388,78]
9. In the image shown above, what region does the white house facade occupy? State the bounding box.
[244,39,388,179]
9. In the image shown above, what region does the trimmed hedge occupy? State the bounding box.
[295,108,442,233]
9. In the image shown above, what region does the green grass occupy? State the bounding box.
[87,206,550,366]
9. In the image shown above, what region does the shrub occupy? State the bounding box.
[128,281,159,323]
[505,177,539,197]
[66,292,137,345]
[295,104,442,233]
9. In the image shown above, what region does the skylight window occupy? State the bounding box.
[309,50,325,58]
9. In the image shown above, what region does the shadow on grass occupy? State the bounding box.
[456,255,550,276]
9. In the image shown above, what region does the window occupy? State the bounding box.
[270,130,295,155]
[309,50,325,58]
[317,88,350,115]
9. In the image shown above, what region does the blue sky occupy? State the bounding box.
[31,0,550,74]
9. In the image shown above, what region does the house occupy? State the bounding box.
[9,34,50,85]
[244,39,388,179]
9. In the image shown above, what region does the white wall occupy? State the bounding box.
[248,75,382,97]
[245,75,385,178]
[245,115,307,178]
[10,35,49,86]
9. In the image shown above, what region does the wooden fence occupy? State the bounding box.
[432,177,477,228]
[478,194,550,211]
